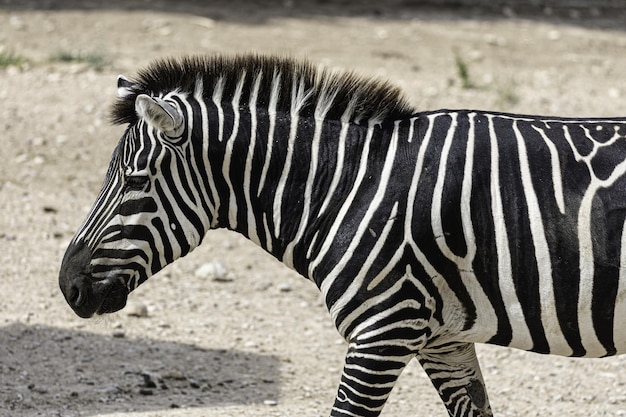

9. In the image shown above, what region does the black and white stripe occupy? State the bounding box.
[60,55,626,417]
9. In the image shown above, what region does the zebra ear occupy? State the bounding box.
[117,75,136,98]
[135,94,185,139]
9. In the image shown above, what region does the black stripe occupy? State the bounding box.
[119,197,157,216]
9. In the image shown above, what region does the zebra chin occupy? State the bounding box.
[59,240,130,318]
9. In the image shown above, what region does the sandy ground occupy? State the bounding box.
[1,1,626,416]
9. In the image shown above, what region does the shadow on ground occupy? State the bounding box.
[2,0,625,29]
[0,323,280,416]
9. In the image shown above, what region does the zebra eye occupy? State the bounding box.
[125,175,149,191]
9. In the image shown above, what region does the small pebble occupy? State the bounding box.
[263,399,278,406]
[9,15,26,30]
[99,385,119,394]
[111,329,125,338]
[126,302,149,318]
[141,371,162,388]
[547,30,561,41]
[277,283,292,293]
[194,262,231,282]
[165,369,186,380]
[28,384,49,394]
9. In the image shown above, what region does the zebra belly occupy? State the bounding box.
[449,259,626,358]
[447,114,626,358]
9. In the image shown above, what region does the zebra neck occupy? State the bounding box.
[212,108,389,276]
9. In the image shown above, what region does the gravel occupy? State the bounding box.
[1,2,625,417]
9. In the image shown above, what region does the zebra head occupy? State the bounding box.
[59,55,414,319]
[59,75,211,318]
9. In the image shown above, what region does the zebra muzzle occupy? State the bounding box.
[59,241,128,318]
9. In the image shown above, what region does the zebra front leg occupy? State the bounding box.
[330,342,413,417]
[418,342,492,417]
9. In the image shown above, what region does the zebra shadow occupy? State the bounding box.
[0,322,281,416]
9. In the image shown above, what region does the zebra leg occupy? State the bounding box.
[417,342,493,417]
[330,342,413,417]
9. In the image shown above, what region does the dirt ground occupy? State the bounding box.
[1,1,626,416]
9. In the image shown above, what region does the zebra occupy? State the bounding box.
[58,54,626,417]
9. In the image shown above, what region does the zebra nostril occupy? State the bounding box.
[68,284,82,307]
[67,278,90,308]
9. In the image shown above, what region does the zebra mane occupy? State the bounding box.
[110,55,416,126]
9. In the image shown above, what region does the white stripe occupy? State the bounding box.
[531,125,566,214]
[487,115,533,350]
[263,212,273,254]
[364,202,399,291]
[76,123,150,246]
[333,202,403,338]
[406,114,416,143]
[243,73,262,245]
[577,159,626,357]
[272,78,308,242]
[74,176,120,245]
[331,406,366,417]
[306,231,319,259]
[178,94,212,230]
[431,113,499,344]
[513,120,570,355]
[562,124,626,356]
[322,121,400,322]
[308,123,375,277]
[403,116,432,225]
[316,118,349,217]
[132,129,147,171]
[222,72,246,228]
[577,183,607,357]
[212,77,225,143]
[257,70,280,197]
[431,113,461,264]
[614,218,626,353]
[307,118,348,258]
[403,115,463,332]
[460,114,477,262]
[283,87,336,266]
[195,80,220,227]
[459,113,499,344]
